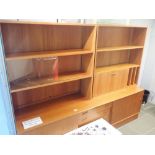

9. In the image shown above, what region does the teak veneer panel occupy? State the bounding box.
[111,91,144,125]
[1,24,95,54]
[94,69,129,96]
[97,26,147,48]
[12,80,80,110]
[23,115,79,135]
[96,50,130,67]
[129,48,143,65]
[112,113,139,128]
[97,27,132,48]
[79,104,111,126]
[131,28,147,46]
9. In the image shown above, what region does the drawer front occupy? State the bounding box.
[23,115,79,135]
[94,69,129,96]
[78,104,111,126]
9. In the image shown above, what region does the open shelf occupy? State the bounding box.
[95,64,140,74]
[11,72,91,93]
[6,49,93,61]
[96,45,144,52]
[97,26,146,49]
[15,85,143,134]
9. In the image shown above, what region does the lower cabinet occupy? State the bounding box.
[23,91,143,134]
[24,103,112,135]
[111,92,144,127]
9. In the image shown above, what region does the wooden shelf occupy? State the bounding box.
[95,64,140,74]
[97,46,143,52]
[11,72,91,93]
[6,49,93,61]
[15,85,143,134]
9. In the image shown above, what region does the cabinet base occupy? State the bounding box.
[112,113,139,128]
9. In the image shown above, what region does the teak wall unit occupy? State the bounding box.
[0,21,147,135]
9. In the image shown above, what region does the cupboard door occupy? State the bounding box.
[111,91,144,127]
[94,69,129,96]
[78,103,112,127]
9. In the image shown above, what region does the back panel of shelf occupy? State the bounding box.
[96,50,130,67]
[12,77,93,110]
[12,80,80,109]
[96,48,143,67]
[1,23,96,53]
[97,26,147,48]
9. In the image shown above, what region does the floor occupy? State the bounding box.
[118,103,155,135]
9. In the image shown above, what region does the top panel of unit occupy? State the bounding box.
[0,20,147,28]
[0,20,95,27]
[97,24,147,28]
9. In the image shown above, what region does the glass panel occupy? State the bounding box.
[7,57,59,85]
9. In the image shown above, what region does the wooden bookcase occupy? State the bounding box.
[94,25,146,97]
[0,21,147,134]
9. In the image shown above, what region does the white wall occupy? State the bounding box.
[128,20,155,103]
[139,20,155,103]
[128,19,154,87]
[0,90,10,134]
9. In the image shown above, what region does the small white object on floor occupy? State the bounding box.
[65,118,122,135]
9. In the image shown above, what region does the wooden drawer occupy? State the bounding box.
[111,91,144,127]
[78,104,111,127]
[94,69,129,96]
[23,115,79,135]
